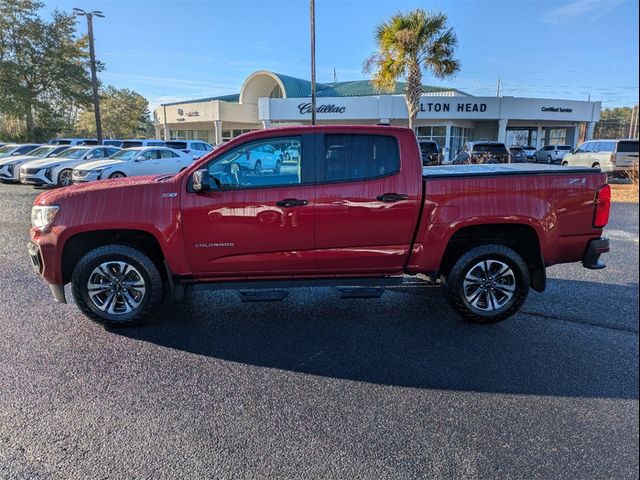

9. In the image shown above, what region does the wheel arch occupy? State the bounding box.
[439,223,546,292]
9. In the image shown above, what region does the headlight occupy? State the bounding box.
[31,205,60,229]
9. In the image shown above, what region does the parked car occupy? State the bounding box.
[164,140,214,159]
[451,141,510,164]
[72,147,195,183]
[234,142,284,173]
[0,145,71,183]
[20,146,121,187]
[120,139,165,149]
[508,146,528,163]
[27,125,610,326]
[533,145,572,163]
[419,140,441,166]
[103,139,125,148]
[561,139,639,176]
[522,146,537,160]
[284,144,300,161]
[0,143,41,159]
[48,138,98,146]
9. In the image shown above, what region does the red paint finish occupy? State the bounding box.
[29,125,609,292]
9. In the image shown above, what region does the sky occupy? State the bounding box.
[41,0,640,113]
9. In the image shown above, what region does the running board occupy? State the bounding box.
[239,290,289,302]
[186,276,403,292]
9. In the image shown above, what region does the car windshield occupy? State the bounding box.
[121,141,143,148]
[617,141,639,153]
[0,145,17,154]
[29,146,57,157]
[50,139,72,145]
[53,147,88,159]
[109,150,139,161]
[166,141,187,150]
[473,144,507,153]
[557,146,572,150]
[420,143,438,153]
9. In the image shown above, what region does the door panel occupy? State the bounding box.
[180,134,315,277]
[313,133,422,274]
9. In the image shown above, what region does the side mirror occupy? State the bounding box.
[192,168,214,193]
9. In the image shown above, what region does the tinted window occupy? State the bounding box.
[166,141,188,150]
[140,150,161,160]
[473,143,508,154]
[148,142,165,146]
[84,148,104,160]
[420,142,439,154]
[160,150,179,158]
[104,140,123,147]
[322,134,399,182]
[51,139,71,145]
[557,145,572,150]
[121,141,142,149]
[16,145,38,154]
[207,136,302,189]
[79,139,98,145]
[584,142,596,153]
[596,141,615,152]
[616,141,638,153]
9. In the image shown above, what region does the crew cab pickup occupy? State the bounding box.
[28,126,611,326]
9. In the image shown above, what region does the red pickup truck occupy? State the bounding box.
[28,126,611,326]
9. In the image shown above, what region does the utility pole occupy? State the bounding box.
[310,0,316,125]
[629,104,638,139]
[74,8,104,144]
[496,78,501,97]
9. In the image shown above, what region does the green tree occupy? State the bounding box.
[0,0,92,141]
[594,107,637,139]
[75,86,152,139]
[364,9,460,131]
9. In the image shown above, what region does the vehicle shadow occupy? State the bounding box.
[112,279,639,400]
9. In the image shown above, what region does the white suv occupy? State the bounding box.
[164,140,214,159]
[562,139,638,176]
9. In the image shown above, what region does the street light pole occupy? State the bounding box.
[74,8,104,144]
[310,0,316,126]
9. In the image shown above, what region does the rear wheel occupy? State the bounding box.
[71,245,163,326]
[547,155,553,163]
[562,161,569,166]
[444,244,530,323]
[109,172,126,179]
[592,162,600,169]
[57,169,73,187]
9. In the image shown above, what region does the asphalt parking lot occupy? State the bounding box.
[0,182,638,479]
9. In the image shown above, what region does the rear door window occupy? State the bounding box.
[321,134,400,182]
[160,150,179,159]
[617,141,639,153]
[166,141,188,150]
[596,141,615,152]
[122,141,142,149]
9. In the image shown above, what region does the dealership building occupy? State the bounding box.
[154,70,601,161]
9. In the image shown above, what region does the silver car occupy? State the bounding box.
[533,145,572,164]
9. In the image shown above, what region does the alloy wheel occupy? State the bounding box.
[462,259,516,312]
[86,261,146,315]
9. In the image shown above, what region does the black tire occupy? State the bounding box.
[109,172,126,179]
[562,161,569,167]
[547,155,553,163]
[274,159,282,174]
[58,168,73,187]
[71,245,163,326]
[592,162,600,169]
[444,244,530,324]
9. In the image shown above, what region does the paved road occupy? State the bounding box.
[0,183,638,479]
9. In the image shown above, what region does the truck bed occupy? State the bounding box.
[423,164,596,178]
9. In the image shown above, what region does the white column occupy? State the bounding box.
[213,120,222,145]
[497,119,508,143]
[162,106,169,141]
[262,120,272,129]
[444,124,452,162]
[536,125,543,149]
[572,125,580,146]
[586,122,595,140]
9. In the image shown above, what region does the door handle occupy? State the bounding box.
[276,198,309,208]
[376,193,408,202]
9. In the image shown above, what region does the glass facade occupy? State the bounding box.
[450,126,473,160]
[169,130,213,143]
[416,126,447,149]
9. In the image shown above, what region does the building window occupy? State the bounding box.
[168,130,213,143]
[222,130,232,142]
[546,128,567,145]
[269,85,283,98]
[450,126,474,161]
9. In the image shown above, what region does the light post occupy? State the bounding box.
[73,8,104,144]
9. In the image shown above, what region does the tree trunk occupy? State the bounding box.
[25,103,35,139]
[405,58,423,132]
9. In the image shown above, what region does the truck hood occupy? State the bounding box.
[34,174,177,206]
[74,159,127,170]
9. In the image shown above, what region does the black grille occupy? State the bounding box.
[22,168,41,175]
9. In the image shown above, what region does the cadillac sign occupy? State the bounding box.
[298,103,346,115]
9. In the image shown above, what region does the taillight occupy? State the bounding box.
[593,184,611,228]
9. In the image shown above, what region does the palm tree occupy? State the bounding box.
[364,9,460,131]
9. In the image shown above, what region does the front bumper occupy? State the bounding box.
[582,237,609,269]
[0,164,19,182]
[27,241,66,303]
[20,170,55,186]
[72,171,100,183]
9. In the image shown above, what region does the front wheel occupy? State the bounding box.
[109,172,126,179]
[71,245,163,326]
[547,155,553,163]
[444,244,530,323]
[57,169,73,187]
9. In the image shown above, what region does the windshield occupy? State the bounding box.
[53,147,88,159]
[420,143,438,154]
[166,141,187,150]
[0,145,17,154]
[617,141,639,153]
[109,150,139,161]
[121,141,142,149]
[473,144,508,154]
[29,146,57,157]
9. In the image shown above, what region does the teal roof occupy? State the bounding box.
[160,72,467,106]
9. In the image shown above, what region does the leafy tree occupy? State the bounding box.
[75,86,152,139]
[364,9,460,130]
[594,107,637,139]
[0,0,92,141]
